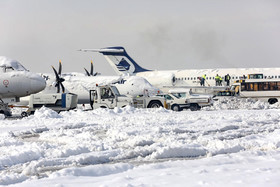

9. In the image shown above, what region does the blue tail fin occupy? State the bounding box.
[97,46,150,75]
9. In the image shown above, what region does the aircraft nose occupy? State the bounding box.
[30,75,46,93]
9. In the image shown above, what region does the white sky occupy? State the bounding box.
[1,0,280,75]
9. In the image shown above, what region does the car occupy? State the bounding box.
[157,91,213,111]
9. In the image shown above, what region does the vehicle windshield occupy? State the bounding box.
[111,86,120,96]
[171,92,186,99]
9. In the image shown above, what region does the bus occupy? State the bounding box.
[231,79,280,104]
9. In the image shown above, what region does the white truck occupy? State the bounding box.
[157,90,213,111]
[89,85,166,109]
[21,93,78,117]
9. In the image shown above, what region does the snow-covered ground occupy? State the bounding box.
[1,98,280,186]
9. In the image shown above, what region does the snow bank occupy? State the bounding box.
[1,106,280,186]
[50,163,133,177]
[204,97,280,110]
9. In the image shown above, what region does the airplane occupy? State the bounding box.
[0,56,46,114]
[79,46,280,92]
[29,61,161,105]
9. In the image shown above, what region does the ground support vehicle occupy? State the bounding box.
[230,78,280,104]
[89,85,166,109]
[157,91,213,111]
[21,93,78,117]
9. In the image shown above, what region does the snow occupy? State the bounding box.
[1,100,280,186]
[0,56,27,71]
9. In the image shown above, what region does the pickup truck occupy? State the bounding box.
[157,91,213,111]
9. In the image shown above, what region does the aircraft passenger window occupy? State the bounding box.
[191,77,193,80]
[194,77,196,80]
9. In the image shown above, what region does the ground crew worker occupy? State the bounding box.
[201,74,206,86]
[215,74,220,86]
[225,74,231,86]
[219,76,223,86]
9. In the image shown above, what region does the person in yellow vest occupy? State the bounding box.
[215,74,220,86]
[201,74,206,86]
[219,76,223,86]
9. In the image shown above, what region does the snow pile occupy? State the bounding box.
[33,106,62,119]
[1,106,280,186]
[205,97,280,110]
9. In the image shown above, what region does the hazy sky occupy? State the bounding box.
[1,0,280,75]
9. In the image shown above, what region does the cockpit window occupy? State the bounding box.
[0,57,28,72]
[1,65,15,72]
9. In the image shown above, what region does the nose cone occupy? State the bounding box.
[30,75,46,94]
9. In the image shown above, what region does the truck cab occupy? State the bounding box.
[90,85,134,109]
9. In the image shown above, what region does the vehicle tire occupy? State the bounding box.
[21,112,28,117]
[268,98,278,105]
[190,104,200,111]
[171,104,181,111]
[148,101,163,108]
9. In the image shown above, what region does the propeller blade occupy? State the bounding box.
[60,82,65,93]
[90,60,94,76]
[57,82,60,93]
[58,60,62,75]
[93,72,98,76]
[52,66,60,81]
[84,68,90,76]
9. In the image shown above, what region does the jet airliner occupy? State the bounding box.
[80,47,280,91]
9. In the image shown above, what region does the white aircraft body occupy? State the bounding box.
[40,72,160,104]
[80,47,280,91]
[0,56,46,103]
